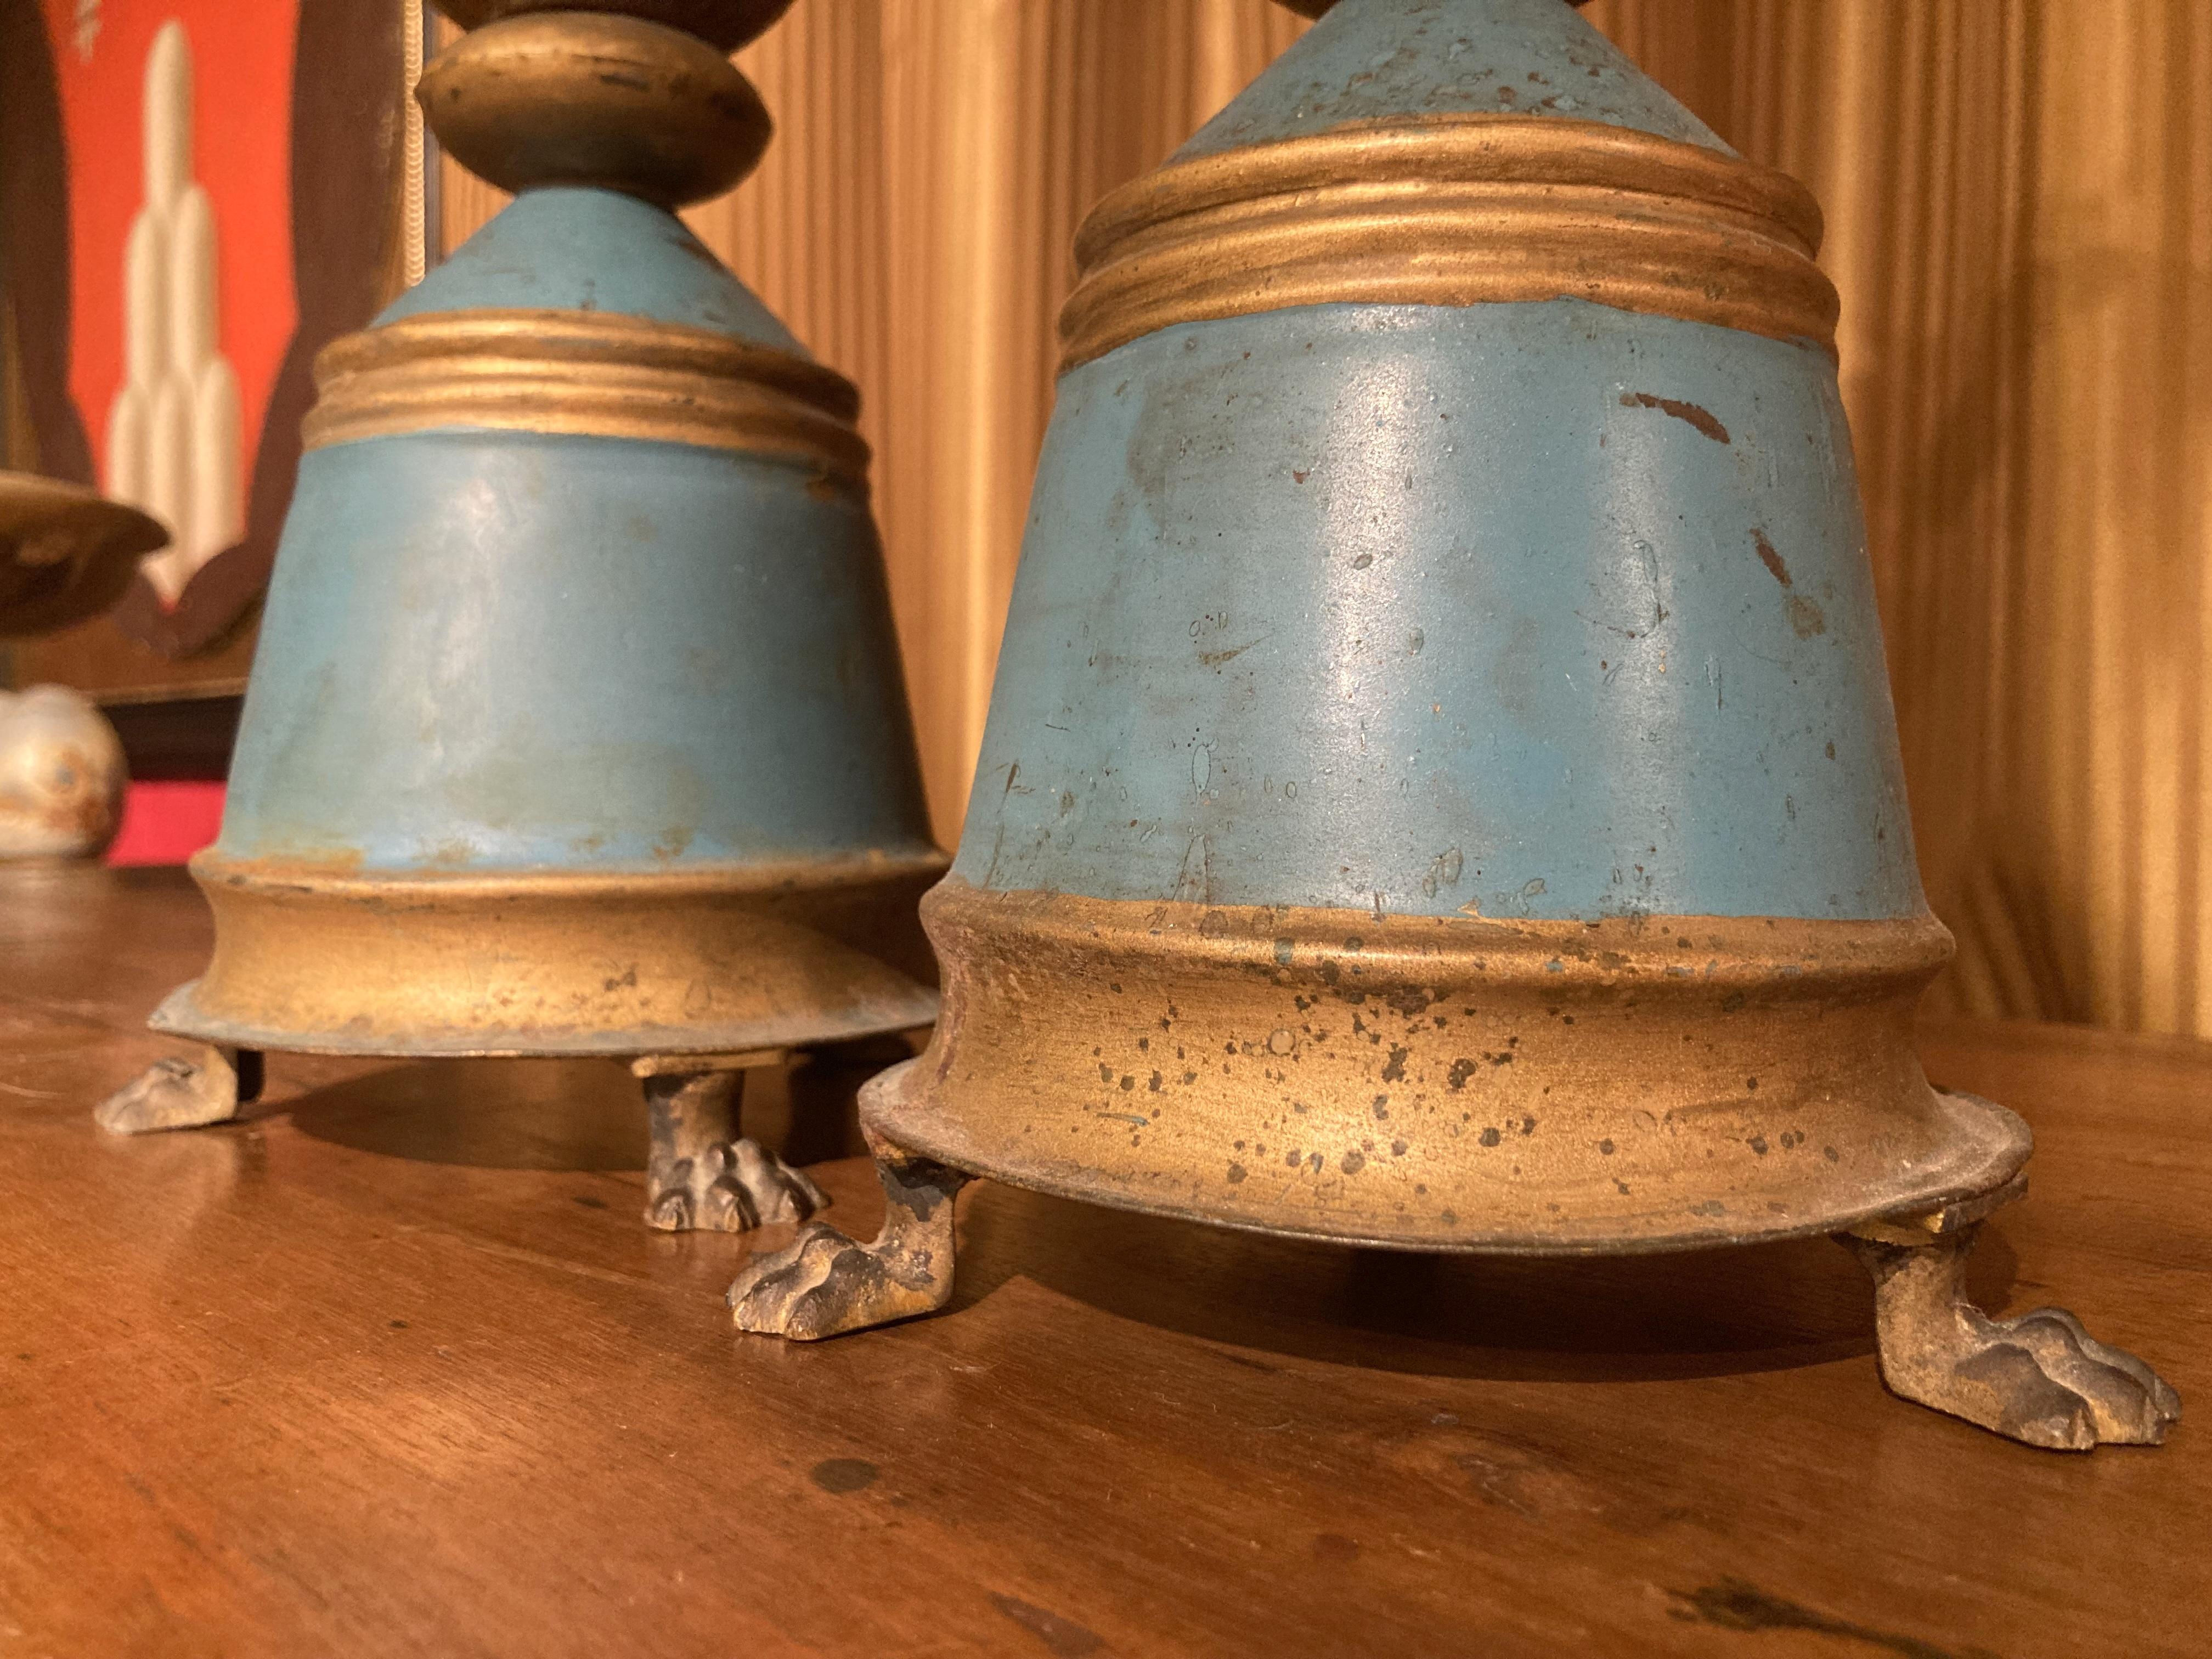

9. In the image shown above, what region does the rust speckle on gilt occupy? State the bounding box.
[868,882,1993,1260]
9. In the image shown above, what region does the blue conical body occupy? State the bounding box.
[956,0,1912,926]
[864,0,2022,1257]
[225,189,929,878]
[1179,0,1728,159]
[162,185,943,1057]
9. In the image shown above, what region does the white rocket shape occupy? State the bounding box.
[105,20,243,607]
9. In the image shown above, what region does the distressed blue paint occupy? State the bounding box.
[1178,0,1729,163]
[378,187,804,352]
[219,429,934,871]
[951,298,1924,922]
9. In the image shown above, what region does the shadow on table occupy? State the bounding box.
[285,1058,648,1172]
[949,1180,2022,1384]
[281,1041,887,1172]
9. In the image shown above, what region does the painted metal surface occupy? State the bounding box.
[103,2,941,1248]
[420,14,774,210]
[380,186,804,351]
[1062,114,1833,373]
[220,427,930,873]
[1180,0,1728,163]
[153,853,943,1057]
[0,471,168,639]
[870,883,2024,1253]
[436,0,793,54]
[731,0,2182,1450]
[136,23,941,1064]
[301,309,866,468]
[957,297,1920,924]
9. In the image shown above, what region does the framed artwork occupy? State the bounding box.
[1,0,423,696]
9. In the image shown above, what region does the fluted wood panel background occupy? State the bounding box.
[1582,0,2212,1035]
[439,1,2211,1037]
[704,0,1309,847]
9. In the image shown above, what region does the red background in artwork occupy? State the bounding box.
[41,0,300,486]
[106,780,225,866]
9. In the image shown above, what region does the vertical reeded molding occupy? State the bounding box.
[858,0,1308,841]
[2013,0,2212,1035]
[1587,0,2212,1038]
[875,0,1035,845]
[432,16,508,251]
[399,0,430,291]
[1584,0,2034,1022]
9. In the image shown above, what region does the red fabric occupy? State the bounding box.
[106,779,224,867]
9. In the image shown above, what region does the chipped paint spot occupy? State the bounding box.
[1621,390,1730,444]
[1753,528,1792,586]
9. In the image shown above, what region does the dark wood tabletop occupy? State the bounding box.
[1,865,2202,1658]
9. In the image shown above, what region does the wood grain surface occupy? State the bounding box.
[0,866,2201,1658]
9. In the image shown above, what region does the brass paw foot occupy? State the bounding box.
[729,1132,966,1340]
[649,1135,827,1232]
[95,1044,261,1135]
[639,1059,826,1233]
[1842,1222,2180,1450]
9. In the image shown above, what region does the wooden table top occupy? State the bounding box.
[1,865,2202,1658]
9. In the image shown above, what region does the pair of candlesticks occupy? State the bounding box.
[76,0,2177,1452]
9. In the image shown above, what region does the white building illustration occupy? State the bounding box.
[104,19,243,606]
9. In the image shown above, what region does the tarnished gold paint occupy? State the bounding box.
[1271,2,1597,21]
[1060,115,1838,373]
[866,880,2028,1254]
[154,849,946,1058]
[304,309,870,479]
[417,12,771,210]
[432,0,795,56]
[0,472,168,640]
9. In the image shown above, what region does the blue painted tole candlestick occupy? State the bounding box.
[97,1,943,1236]
[728,0,2178,1452]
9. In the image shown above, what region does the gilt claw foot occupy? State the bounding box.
[1844,1226,2180,1451]
[94,1046,260,1135]
[646,1140,826,1233]
[639,1062,827,1234]
[729,1133,967,1340]
[727,1220,952,1339]
[1921,1303,2180,1449]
